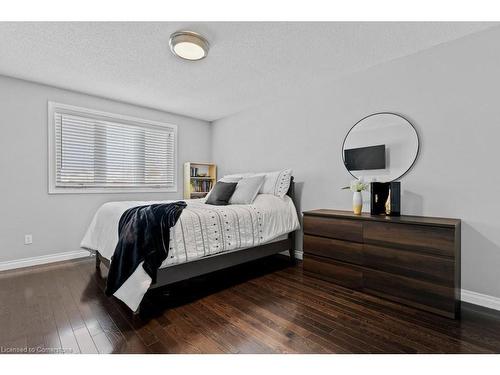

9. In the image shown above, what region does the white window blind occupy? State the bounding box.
[49,103,177,193]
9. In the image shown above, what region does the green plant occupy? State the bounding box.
[342,180,368,192]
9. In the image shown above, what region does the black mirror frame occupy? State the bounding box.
[342,112,420,182]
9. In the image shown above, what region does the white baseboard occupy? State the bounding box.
[0,250,90,272]
[461,289,500,312]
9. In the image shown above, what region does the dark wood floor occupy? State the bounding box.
[1,255,500,354]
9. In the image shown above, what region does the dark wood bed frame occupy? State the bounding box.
[95,177,298,292]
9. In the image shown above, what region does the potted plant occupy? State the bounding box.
[342,179,368,215]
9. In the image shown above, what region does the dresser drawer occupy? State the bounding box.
[363,244,454,285]
[303,255,363,289]
[303,216,363,242]
[303,234,363,265]
[363,269,457,317]
[363,222,456,257]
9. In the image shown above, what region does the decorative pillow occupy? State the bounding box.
[205,182,238,206]
[258,169,293,198]
[229,175,266,205]
[203,177,240,199]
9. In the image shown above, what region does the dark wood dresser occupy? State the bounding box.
[303,209,461,318]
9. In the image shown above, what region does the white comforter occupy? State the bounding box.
[81,194,300,311]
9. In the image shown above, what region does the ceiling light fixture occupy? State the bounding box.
[169,31,209,61]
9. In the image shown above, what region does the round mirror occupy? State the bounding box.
[342,112,419,182]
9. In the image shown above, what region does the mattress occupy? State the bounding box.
[81,194,300,310]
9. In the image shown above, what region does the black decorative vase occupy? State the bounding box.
[370,182,401,216]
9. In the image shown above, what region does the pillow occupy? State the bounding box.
[203,177,240,199]
[206,182,238,205]
[219,176,242,183]
[258,169,293,198]
[229,175,265,205]
[222,173,254,179]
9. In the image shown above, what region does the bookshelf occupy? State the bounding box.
[183,162,217,199]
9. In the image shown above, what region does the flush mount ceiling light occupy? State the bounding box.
[169,31,209,61]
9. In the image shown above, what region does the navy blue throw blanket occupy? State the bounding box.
[105,201,187,296]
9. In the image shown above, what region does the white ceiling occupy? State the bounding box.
[0,22,496,121]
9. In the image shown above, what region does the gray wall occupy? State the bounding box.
[0,75,211,263]
[211,27,500,299]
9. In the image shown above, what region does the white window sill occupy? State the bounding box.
[48,186,178,195]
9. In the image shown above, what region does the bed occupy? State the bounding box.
[81,177,299,311]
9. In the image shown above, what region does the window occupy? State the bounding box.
[48,102,177,193]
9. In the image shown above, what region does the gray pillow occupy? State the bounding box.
[206,182,238,205]
[229,175,266,205]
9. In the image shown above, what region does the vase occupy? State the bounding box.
[352,191,362,215]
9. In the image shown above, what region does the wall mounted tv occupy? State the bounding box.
[344,144,386,171]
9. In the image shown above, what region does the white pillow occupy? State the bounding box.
[257,169,293,198]
[222,173,254,179]
[229,175,265,205]
[219,176,242,183]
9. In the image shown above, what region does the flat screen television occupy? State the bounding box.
[344,144,386,171]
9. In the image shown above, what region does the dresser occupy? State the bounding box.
[303,209,461,318]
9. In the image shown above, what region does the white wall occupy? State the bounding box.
[211,26,500,299]
[0,75,211,264]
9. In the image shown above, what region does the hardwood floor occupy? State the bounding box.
[1,255,500,354]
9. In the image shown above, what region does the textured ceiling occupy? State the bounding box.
[0,22,496,121]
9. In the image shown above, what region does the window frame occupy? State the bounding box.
[48,101,178,194]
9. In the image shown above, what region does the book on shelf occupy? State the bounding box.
[190,179,213,193]
[190,166,210,177]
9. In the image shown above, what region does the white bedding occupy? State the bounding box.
[81,194,300,311]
